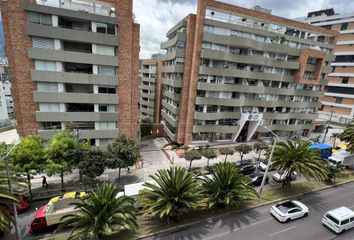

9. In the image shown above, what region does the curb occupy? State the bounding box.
[137,178,354,239]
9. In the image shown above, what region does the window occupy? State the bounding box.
[98,65,116,76]
[98,86,116,94]
[96,45,115,56]
[28,12,52,26]
[335,97,343,104]
[341,219,350,225]
[35,60,56,71]
[39,103,60,112]
[40,122,61,130]
[96,22,115,35]
[99,105,115,112]
[325,214,339,225]
[341,22,348,31]
[37,82,58,92]
[99,122,116,129]
[32,37,54,49]
[342,77,349,84]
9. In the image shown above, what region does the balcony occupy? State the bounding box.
[36,111,117,122]
[36,0,116,17]
[38,129,119,140]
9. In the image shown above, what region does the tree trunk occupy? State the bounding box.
[258,151,261,162]
[189,161,193,171]
[207,158,210,167]
[118,167,121,179]
[26,171,32,197]
[240,153,243,163]
[224,155,227,163]
[79,170,83,182]
[60,171,64,192]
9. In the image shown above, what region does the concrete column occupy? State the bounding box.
[52,15,58,27]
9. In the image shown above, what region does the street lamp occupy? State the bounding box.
[259,125,278,196]
[322,107,334,143]
[3,141,22,240]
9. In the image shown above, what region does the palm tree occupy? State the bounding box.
[271,140,329,188]
[202,163,258,208]
[139,167,204,223]
[340,121,354,153]
[0,163,27,234]
[59,183,137,240]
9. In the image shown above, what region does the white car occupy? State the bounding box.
[270,200,309,222]
[322,206,354,233]
[272,170,297,183]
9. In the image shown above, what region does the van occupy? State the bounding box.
[322,206,354,233]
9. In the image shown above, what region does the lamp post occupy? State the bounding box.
[322,107,334,143]
[3,141,22,240]
[259,126,278,196]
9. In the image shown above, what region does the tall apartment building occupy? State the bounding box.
[298,10,354,127]
[139,58,162,124]
[160,0,337,145]
[1,0,140,146]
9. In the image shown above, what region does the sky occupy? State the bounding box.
[133,0,354,59]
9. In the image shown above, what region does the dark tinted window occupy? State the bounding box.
[341,219,350,225]
[326,213,339,225]
[341,22,348,30]
[342,77,349,84]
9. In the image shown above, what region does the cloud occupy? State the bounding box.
[134,0,351,59]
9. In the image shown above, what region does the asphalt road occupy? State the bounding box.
[143,181,354,240]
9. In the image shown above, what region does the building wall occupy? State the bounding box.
[161,0,337,145]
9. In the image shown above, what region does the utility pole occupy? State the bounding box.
[322,107,334,143]
[3,142,22,240]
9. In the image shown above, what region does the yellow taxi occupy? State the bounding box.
[47,191,86,206]
[332,143,347,153]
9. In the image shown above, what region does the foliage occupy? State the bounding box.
[46,132,78,190]
[106,134,141,178]
[202,148,217,167]
[234,144,252,163]
[253,142,269,162]
[271,140,329,188]
[340,122,354,153]
[185,149,203,171]
[0,163,27,234]
[202,163,258,208]
[139,167,204,223]
[11,135,46,195]
[60,183,137,240]
[219,147,234,163]
[78,148,106,181]
[141,118,153,137]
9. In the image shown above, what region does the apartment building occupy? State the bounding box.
[298,9,354,127]
[139,58,162,124]
[1,0,139,146]
[160,0,337,145]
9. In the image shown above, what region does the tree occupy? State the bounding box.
[0,163,27,234]
[202,148,217,167]
[219,147,234,163]
[141,118,153,137]
[59,183,137,240]
[139,167,204,223]
[340,121,354,153]
[46,132,78,191]
[234,144,252,163]
[253,142,269,163]
[11,135,46,196]
[78,148,106,181]
[185,149,202,171]
[271,140,329,188]
[106,134,141,179]
[202,163,258,208]
[331,133,340,148]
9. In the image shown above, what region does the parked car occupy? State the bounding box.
[0,194,30,214]
[258,160,277,172]
[248,173,269,186]
[272,170,297,183]
[270,200,309,222]
[236,163,255,175]
[322,206,354,233]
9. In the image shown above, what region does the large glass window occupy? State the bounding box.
[99,121,116,129]
[40,122,61,130]
[96,22,115,35]
[28,12,52,26]
[98,65,116,76]
[39,103,60,112]
[35,60,57,71]
[96,45,115,56]
[32,37,54,49]
[37,82,58,92]
[98,86,116,94]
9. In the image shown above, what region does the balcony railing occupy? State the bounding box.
[36,0,116,17]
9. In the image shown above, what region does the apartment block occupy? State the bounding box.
[1,0,139,146]
[160,0,337,145]
[298,9,354,127]
[139,58,162,124]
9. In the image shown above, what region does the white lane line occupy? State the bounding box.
[203,217,274,240]
[269,225,296,237]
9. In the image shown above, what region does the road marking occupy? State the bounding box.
[269,225,296,237]
[203,217,273,240]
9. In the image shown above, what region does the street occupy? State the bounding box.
[143,181,354,240]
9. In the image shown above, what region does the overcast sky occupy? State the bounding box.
[133,0,354,59]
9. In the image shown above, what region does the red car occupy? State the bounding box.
[29,205,47,234]
[16,195,30,213]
